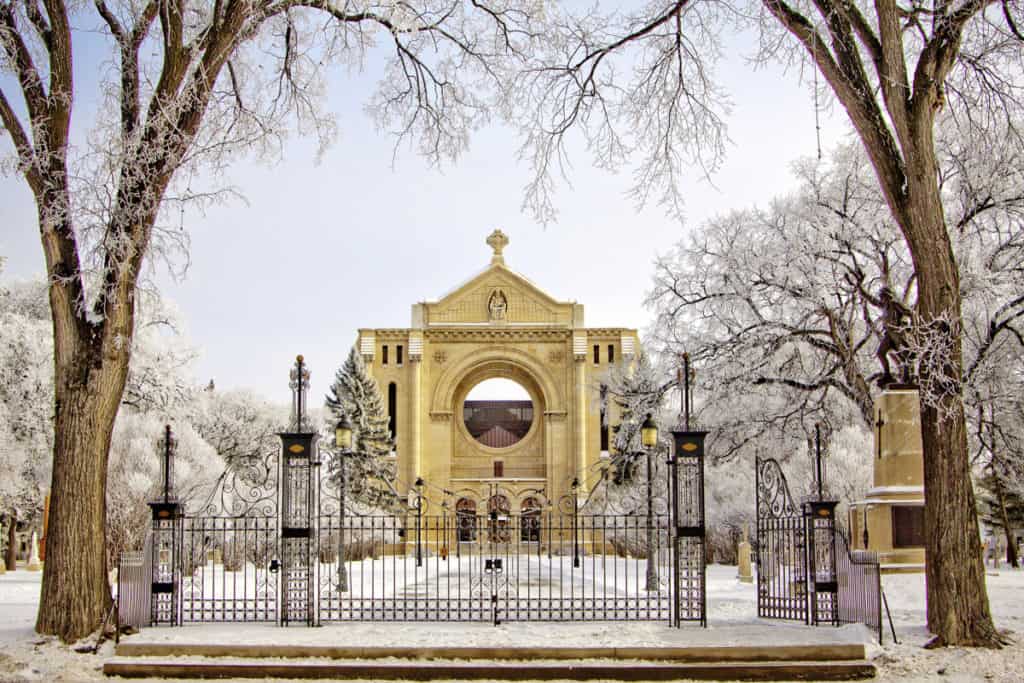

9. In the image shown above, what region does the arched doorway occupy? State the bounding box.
[487,494,511,543]
[456,498,477,543]
[520,496,542,543]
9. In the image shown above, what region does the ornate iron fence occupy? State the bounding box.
[139,359,707,628]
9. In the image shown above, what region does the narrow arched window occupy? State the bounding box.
[599,383,609,453]
[388,382,398,442]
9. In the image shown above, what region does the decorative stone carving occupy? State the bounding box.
[488,289,508,321]
[548,350,565,363]
[486,229,509,264]
[433,351,448,365]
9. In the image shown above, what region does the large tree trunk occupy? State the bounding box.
[902,152,1000,646]
[35,349,128,641]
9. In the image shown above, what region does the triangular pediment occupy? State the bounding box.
[425,263,575,326]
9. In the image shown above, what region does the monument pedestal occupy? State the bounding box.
[849,388,925,573]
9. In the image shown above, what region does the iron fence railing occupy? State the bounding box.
[835,526,883,642]
[117,532,152,629]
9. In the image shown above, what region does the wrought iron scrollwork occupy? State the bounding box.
[197,451,279,517]
[756,457,799,519]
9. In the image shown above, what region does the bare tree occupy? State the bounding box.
[1,0,536,641]
[517,1,1023,642]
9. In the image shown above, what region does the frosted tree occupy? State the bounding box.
[106,413,222,570]
[324,347,399,511]
[642,127,1022,642]
[1,0,540,640]
[0,274,54,570]
[972,395,1024,569]
[518,0,1023,646]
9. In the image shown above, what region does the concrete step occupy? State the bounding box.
[114,642,868,663]
[104,657,877,681]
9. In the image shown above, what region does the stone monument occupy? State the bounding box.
[26,531,42,571]
[848,387,926,573]
[737,523,753,583]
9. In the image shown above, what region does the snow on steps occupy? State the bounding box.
[104,643,877,680]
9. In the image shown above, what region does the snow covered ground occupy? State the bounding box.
[2,563,1023,682]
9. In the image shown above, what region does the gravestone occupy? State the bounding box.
[26,531,42,571]
[737,523,753,583]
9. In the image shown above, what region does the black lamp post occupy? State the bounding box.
[414,477,424,567]
[335,414,352,592]
[642,414,660,591]
[571,477,580,568]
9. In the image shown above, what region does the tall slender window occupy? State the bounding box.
[608,344,615,363]
[388,382,398,442]
[397,345,404,365]
[599,384,609,452]
[593,345,600,364]
[382,345,389,365]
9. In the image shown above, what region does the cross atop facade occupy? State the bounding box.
[487,229,509,264]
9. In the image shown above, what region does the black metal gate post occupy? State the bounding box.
[278,355,319,627]
[149,425,181,626]
[805,501,839,626]
[669,429,707,627]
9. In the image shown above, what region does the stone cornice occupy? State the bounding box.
[369,329,414,340]
[585,328,639,337]
[424,328,572,342]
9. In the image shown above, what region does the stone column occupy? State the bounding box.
[410,356,422,481]
[574,356,587,484]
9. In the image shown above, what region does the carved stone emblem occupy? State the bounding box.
[488,289,508,321]
[433,350,448,365]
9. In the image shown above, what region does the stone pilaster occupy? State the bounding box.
[410,354,422,482]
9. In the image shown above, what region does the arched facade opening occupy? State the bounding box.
[456,498,477,543]
[487,494,511,543]
[520,496,542,543]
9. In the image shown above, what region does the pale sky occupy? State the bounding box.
[1,29,849,407]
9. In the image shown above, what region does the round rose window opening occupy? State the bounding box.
[463,378,534,449]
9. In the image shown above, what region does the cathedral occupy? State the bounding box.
[356,230,640,509]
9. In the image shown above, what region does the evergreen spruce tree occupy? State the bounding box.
[325,348,398,510]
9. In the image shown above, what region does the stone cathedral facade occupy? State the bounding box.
[356,230,640,506]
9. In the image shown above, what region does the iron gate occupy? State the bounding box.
[143,359,707,628]
[316,488,673,623]
[755,457,809,621]
[150,456,705,627]
[755,456,882,635]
